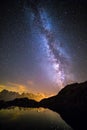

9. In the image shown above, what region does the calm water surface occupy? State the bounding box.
[0,107,73,130]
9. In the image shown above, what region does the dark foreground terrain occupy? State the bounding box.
[0,81,87,130]
[40,81,87,130]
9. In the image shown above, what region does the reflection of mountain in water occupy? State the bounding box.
[0,81,87,130]
[0,107,73,130]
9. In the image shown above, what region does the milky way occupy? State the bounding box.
[29,0,74,88]
[0,0,87,95]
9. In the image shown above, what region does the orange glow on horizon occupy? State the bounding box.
[0,83,49,101]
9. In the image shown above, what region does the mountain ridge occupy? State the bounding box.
[0,81,87,130]
[0,89,45,102]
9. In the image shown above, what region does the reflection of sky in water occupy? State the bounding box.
[0,107,73,130]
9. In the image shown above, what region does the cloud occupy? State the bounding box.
[0,82,47,101]
[0,81,47,99]
[0,86,4,91]
[0,82,30,94]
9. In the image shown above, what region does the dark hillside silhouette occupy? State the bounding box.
[40,81,87,130]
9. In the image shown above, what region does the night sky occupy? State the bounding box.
[0,0,87,96]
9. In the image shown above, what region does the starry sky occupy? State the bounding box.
[0,0,87,96]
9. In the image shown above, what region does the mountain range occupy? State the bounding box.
[0,81,87,130]
[0,89,45,101]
